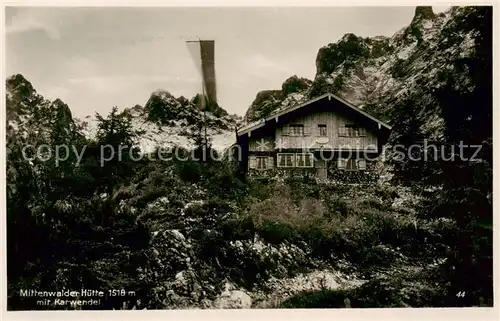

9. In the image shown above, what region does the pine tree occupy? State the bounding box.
[94,107,140,195]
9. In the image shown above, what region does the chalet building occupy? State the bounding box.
[235,93,391,182]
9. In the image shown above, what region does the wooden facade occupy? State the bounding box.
[236,93,391,181]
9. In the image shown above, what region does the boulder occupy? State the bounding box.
[213,290,252,309]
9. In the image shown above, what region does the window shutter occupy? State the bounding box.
[282,125,290,136]
[305,154,313,167]
[298,154,307,167]
[304,125,311,136]
[337,158,347,169]
[318,125,327,137]
[277,154,284,167]
[267,157,274,169]
[357,159,366,170]
[338,126,346,137]
[249,156,257,169]
[257,157,264,169]
[346,159,353,170]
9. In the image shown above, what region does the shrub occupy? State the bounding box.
[134,187,168,208]
[248,180,272,200]
[235,179,450,276]
[325,196,349,217]
[258,220,297,245]
[219,215,255,241]
[176,160,203,183]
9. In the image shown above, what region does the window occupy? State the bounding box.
[338,124,366,137]
[277,153,314,168]
[296,153,314,168]
[346,159,357,170]
[256,156,268,170]
[289,124,304,136]
[318,124,327,136]
[282,124,311,136]
[249,156,274,170]
[357,158,367,170]
[337,158,367,171]
[277,153,295,167]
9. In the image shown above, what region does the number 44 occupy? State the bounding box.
[456,291,466,298]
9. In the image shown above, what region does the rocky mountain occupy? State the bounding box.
[243,6,484,141]
[6,74,82,145]
[6,74,241,155]
[79,91,240,154]
[244,76,312,121]
[9,7,482,151]
[6,74,85,194]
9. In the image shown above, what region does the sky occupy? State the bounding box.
[5,6,450,119]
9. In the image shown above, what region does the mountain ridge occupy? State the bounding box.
[243,5,481,144]
[6,74,241,155]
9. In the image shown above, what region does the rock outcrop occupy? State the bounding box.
[242,6,486,143]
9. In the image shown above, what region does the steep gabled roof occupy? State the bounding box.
[237,92,391,136]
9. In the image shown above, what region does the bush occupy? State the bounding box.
[248,180,272,200]
[237,180,442,269]
[177,159,203,183]
[219,215,255,241]
[258,220,297,245]
[134,187,168,208]
[325,196,349,217]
